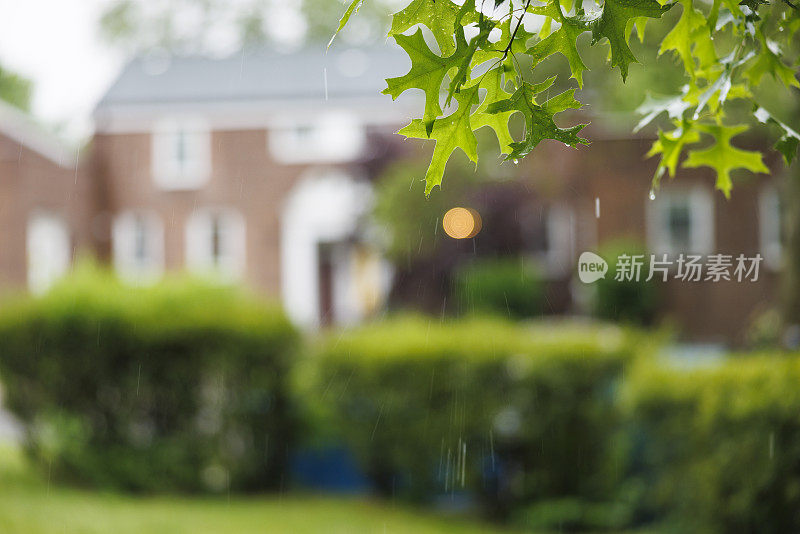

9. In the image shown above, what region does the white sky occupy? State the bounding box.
[0,0,312,143]
[0,0,123,142]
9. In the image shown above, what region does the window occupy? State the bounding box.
[545,205,575,273]
[269,111,365,164]
[520,204,575,275]
[185,208,245,281]
[27,212,70,294]
[760,186,783,269]
[113,211,164,283]
[647,188,714,255]
[152,117,210,190]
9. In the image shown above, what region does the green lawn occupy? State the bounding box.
[0,446,514,534]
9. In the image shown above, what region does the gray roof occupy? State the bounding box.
[97,46,410,108]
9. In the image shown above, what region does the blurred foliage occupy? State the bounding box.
[591,240,659,326]
[0,262,298,493]
[99,0,276,54]
[373,158,484,263]
[302,315,640,525]
[98,0,397,54]
[372,156,563,316]
[624,355,800,533]
[337,0,800,195]
[0,65,32,111]
[453,257,545,318]
[744,307,784,349]
[513,497,634,531]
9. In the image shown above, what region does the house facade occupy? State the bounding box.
[514,136,782,343]
[0,101,94,295]
[0,46,785,342]
[89,48,413,329]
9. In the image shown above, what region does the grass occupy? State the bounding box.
[0,446,515,534]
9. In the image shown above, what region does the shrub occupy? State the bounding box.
[624,356,800,533]
[454,257,545,318]
[0,265,298,493]
[591,241,658,326]
[303,315,640,520]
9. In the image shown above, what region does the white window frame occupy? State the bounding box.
[185,208,246,281]
[759,186,783,269]
[152,117,210,190]
[112,210,164,283]
[27,212,71,294]
[545,204,576,274]
[269,111,365,164]
[647,187,714,255]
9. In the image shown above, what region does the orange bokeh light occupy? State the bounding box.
[442,207,482,239]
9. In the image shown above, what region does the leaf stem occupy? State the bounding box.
[502,0,533,60]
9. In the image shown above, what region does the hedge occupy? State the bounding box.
[624,356,800,533]
[453,257,545,318]
[302,315,640,524]
[591,240,658,326]
[0,267,298,493]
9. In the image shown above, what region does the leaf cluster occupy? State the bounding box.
[332,0,800,196]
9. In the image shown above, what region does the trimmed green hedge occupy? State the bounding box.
[624,356,800,533]
[592,241,658,326]
[303,315,640,521]
[453,257,545,318]
[0,267,298,493]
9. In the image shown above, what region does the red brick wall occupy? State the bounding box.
[0,133,94,292]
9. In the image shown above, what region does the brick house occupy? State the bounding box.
[90,48,413,329]
[511,136,783,343]
[0,101,94,295]
[0,46,785,342]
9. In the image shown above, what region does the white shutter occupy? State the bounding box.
[113,211,164,283]
[27,213,70,294]
[185,209,245,281]
[152,117,210,190]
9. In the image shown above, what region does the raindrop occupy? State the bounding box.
[769,431,775,459]
[595,197,600,218]
[512,159,519,165]
[649,189,656,201]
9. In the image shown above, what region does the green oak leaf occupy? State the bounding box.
[691,23,718,70]
[745,37,800,89]
[591,0,672,81]
[683,124,769,198]
[739,0,767,13]
[646,121,701,185]
[721,0,745,15]
[689,50,754,119]
[634,90,692,132]
[384,28,469,135]
[527,1,592,87]
[633,17,648,42]
[658,0,710,78]
[776,135,800,166]
[389,0,473,56]
[397,85,480,195]
[754,106,800,165]
[472,3,535,70]
[469,67,515,154]
[328,0,363,49]
[540,16,553,39]
[446,18,494,108]
[486,79,589,160]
